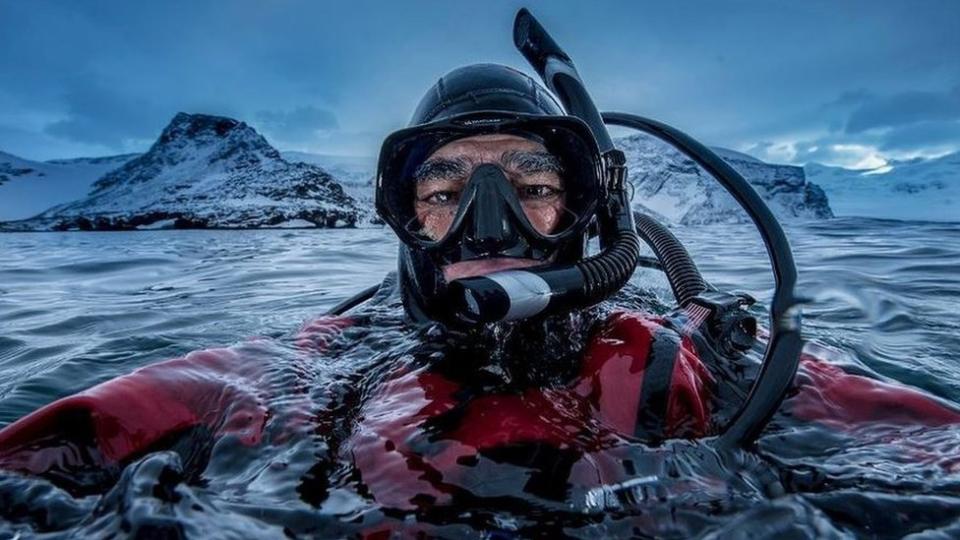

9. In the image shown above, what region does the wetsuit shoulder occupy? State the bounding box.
[789,347,960,428]
[578,310,713,441]
[0,346,270,482]
[294,315,357,353]
[0,314,358,482]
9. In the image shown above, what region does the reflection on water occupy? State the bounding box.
[0,218,959,537]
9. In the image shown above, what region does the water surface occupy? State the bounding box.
[1,219,959,538]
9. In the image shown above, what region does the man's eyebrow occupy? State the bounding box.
[500,150,563,174]
[413,157,470,182]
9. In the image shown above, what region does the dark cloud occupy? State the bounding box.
[0,123,113,160]
[748,118,960,169]
[255,106,339,142]
[817,90,875,133]
[42,79,169,148]
[821,90,874,110]
[794,142,883,169]
[1,0,959,162]
[744,136,889,170]
[879,120,960,153]
[743,87,960,166]
[845,87,960,134]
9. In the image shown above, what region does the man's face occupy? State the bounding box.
[413,134,566,281]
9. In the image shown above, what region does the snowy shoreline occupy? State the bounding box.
[3,112,957,231]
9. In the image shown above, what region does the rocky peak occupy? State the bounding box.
[93,113,280,193]
[3,112,362,231]
[158,112,241,142]
[617,133,833,224]
[150,112,279,159]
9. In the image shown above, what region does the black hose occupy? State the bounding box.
[633,212,707,307]
[325,284,380,316]
[602,111,804,449]
[332,222,703,319]
[578,228,641,300]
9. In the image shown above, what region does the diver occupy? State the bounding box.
[4,58,960,512]
[2,9,960,534]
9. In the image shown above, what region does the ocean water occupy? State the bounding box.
[0,218,959,538]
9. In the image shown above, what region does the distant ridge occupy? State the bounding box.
[2,113,360,231]
[617,134,833,224]
[0,151,136,222]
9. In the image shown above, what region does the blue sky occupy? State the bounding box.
[1,0,958,169]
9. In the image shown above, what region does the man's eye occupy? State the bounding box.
[518,185,562,199]
[421,191,459,205]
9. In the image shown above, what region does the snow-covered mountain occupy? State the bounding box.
[281,151,377,217]
[0,152,136,221]
[618,133,833,224]
[2,118,845,231]
[806,152,959,222]
[3,113,361,231]
[281,152,375,191]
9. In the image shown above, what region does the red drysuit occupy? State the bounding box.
[1,311,958,505]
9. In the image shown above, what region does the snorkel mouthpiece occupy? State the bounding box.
[448,269,554,323]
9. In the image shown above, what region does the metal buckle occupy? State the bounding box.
[603,149,627,192]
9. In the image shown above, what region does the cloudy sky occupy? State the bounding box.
[1,0,958,169]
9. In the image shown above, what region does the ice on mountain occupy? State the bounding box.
[0,151,136,221]
[806,152,959,222]
[617,133,834,225]
[3,113,361,231]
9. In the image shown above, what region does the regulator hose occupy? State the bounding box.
[329,213,705,318]
[575,185,641,302]
[633,211,707,307]
[578,228,641,300]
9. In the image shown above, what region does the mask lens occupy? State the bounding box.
[377,116,602,247]
[409,147,569,241]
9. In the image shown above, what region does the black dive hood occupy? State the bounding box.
[332,8,804,450]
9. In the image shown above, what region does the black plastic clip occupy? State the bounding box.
[689,290,758,357]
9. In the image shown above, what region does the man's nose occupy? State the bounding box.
[463,164,519,256]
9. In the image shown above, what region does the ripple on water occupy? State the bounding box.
[49,257,179,275]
